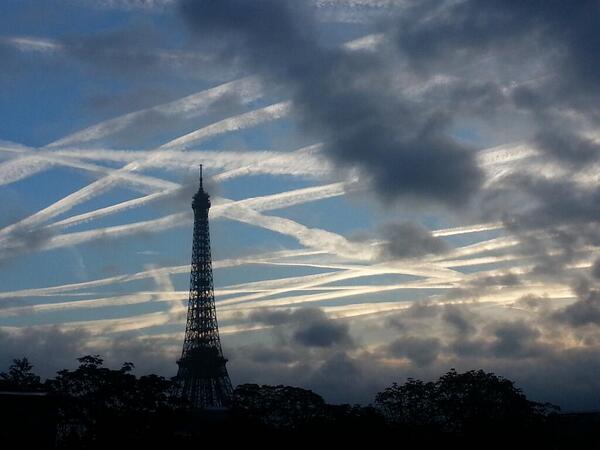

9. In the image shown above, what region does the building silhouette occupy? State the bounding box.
[174,165,233,409]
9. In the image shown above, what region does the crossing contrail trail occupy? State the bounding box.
[0,249,325,299]
[0,181,352,255]
[47,77,264,148]
[0,77,263,185]
[1,20,593,350]
[0,101,296,240]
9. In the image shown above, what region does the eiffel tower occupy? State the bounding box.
[175,165,233,409]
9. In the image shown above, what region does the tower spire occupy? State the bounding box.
[175,164,233,409]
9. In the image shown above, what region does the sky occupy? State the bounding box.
[1,0,600,411]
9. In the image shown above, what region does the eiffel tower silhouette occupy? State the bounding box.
[175,165,232,409]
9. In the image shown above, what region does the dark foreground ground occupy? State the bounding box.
[2,391,600,450]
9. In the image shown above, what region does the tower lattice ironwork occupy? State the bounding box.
[175,165,233,409]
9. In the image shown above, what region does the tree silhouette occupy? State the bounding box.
[0,356,584,448]
[228,383,392,439]
[231,384,327,429]
[375,378,438,427]
[0,357,42,390]
[46,355,177,448]
[435,369,543,432]
[375,368,558,437]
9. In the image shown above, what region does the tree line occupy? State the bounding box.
[0,356,596,449]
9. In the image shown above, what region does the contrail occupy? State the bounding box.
[212,144,328,182]
[0,249,324,299]
[1,182,352,255]
[0,101,295,238]
[0,77,263,185]
[432,222,503,237]
[0,282,443,317]
[49,190,178,230]
[16,260,580,335]
[159,101,292,149]
[343,33,385,51]
[0,139,545,239]
[39,286,573,336]
[47,147,332,231]
[0,142,174,189]
[2,36,62,53]
[53,147,326,171]
[47,77,263,148]
[0,169,177,242]
[433,236,520,261]
[217,262,461,308]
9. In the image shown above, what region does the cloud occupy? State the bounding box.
[442,305,477,337]
[3,0,600,414]
[387,335,441,367]
[378,0,600,278]
[293,317,352,348]
[64,25,164,75]
[534,129,600,168]
[592,259,600,280]
[471,272,521,287]
[488,321,545,359]
[6,302,600,411]
[179,0,483,206]
[241,345,297,365]
[392,1,600,103]
[0,327,90,378]
[248,307,354,348]
[0,225,56,264]
[553,280,600,327]
[304,352,370,403]
[378,221,450,259]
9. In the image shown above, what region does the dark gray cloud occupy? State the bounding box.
[384,300,439,332]
[442,271,523,303]
[59,18,231,83]
[504,178,600,231]
[231,302,600,408]
[0,225,56,265]
[393,0,600,109]
[0,327,89,378]
[387,335,441,367]
[553,279,600,327]
[177,0,600,285]
[304,352,372,404]
[240,345,297,365]
[5,312,600,410]
[64,25,163,75]
[247,308,298,326]
[470,272,521,288]
[535,128,600,168]
[514,295,552,314]
[495,177,600,281]
[293,318,351,348]
[378,221,449,259]
[592,259,600,280]
[0,326,178,379]
[442,305,477,337]
[386,0,600,274]
[179,0,483,206]
[248,307,353,348]
[488,321,545,359]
